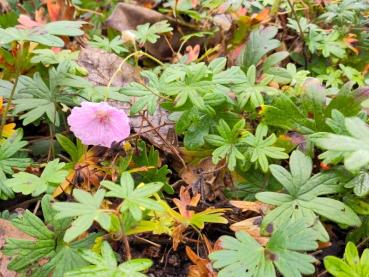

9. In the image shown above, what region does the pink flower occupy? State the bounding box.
[67,102,130,147]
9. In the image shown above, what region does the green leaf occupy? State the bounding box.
[206,119,246,171]
[5,159,68,196]
[311,117,369,171]
[89,35,128,54]
[3,195,94,277]
[256,150,360,240]
[53,189,111,242]
[243,124,288,172]
[209,219,319,277]
[0,129,30,178]
[101,172,163,221]
[324,242,369,277]
[239,26,281,71]
[14,62,76,126]
[133,20,172,45]
[345,172,369,197]
[65,241,152,277]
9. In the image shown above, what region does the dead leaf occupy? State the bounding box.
[185,44,200,64]
[173,186,201,219]
[0,219,34,277]
[78,47,139,87]
[230,200,270,214]
[186,246,217,277]
[0,0,10,13]
[230,216,269,246]
[53,147,104,197]
[46,0,74,21]
[180,157,226,201]
[344,33,359,55]
[107,3,222,60]
[213,14,232,31]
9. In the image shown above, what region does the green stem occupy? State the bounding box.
[0,75,19,137]
[104,51,164,101]
[286,0,308,69]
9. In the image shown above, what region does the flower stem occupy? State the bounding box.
[105,51,164,100]
[0,75,19,138]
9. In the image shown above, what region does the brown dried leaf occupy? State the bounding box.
[230,200,270,214]
[186,246,217,277]
[180,157,226,201]
[230,216,269,246]
[0,0,10,12]
[173,186,200,219]
[78,47,139,87]
[107,3,222,60]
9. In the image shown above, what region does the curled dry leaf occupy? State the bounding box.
[180,157,226,201]
[185,44,200,64]
[230,216,269,246]
[230,200,270,214]
[46,0,74,21]
[186,237,217,277]
[53,147,103,197]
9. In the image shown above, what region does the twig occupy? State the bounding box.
[141,112,187,169]
[0,75,19,137]
[134,236,161,247]
[33,200,41,214]
[105,51,164,101]
[285,0,308,69]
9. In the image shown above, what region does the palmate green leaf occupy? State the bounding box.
[121,71,162,115]
[233,65,279,109]
[0,129,30,178]
[133,20,172,45]
[263,80,362,134]
[5,158,68,196]
[65,241,152,277]
[311,117,369,172]
[205,119,246,171]
[256,150,360,241]
[324,242,369,277]
[3,195,95,277]
[13,62,76,126]
[89,35,128,54]
[133,140,173,194]
[53,189,111,242]
[0,130,30,200]
[101,172,163,221]
[243,124,288,172]
[345,172,369,197]
[209,220,319,277]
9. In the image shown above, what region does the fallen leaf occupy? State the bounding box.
[230,216,269,246]
[0,0,10,12]
[230,200,270,214]
[186,245,217,277]
[185,44,200,64]
[78,47,139,87]
[180,157,226,201]
[107,3,222,60]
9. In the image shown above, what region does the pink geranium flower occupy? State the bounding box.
[68,102,130,147]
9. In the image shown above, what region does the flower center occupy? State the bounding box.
[95,109,110,124]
